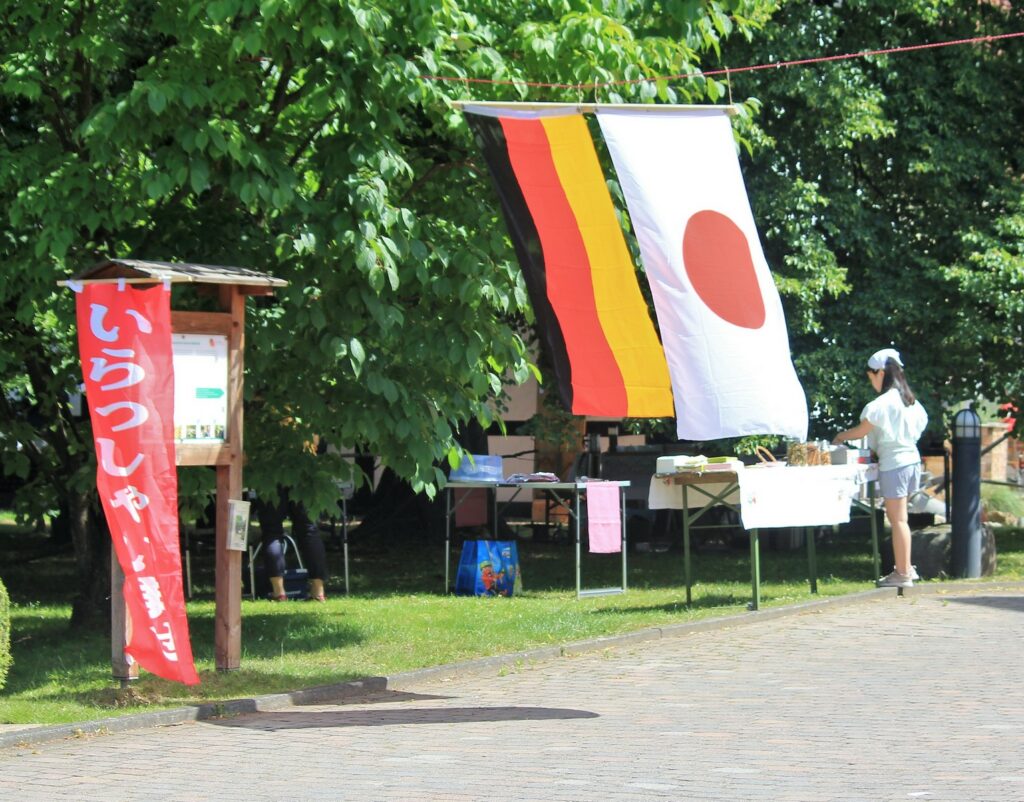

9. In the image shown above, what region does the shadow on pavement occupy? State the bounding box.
[294,689,452,707]
[944,595,1024,613]
[586,593,743,616]
[204,705,599,730]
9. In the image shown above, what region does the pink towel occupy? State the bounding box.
[586,481,621,553]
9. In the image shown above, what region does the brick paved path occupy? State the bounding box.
[2,590,1023,801]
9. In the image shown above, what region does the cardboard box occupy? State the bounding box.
[830,447,873,465]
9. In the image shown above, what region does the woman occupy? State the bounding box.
[252,485,329,602]
[833,348,928,588]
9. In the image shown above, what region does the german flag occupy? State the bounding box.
[466,110,673,418]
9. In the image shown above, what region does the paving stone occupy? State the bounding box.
[1,589,1023,800]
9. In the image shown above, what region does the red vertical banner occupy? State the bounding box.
[75,282,199,685]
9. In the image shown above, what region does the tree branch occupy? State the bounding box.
[257,56,296,143]
[71,0,94,125]
[253,0,323,143]
[287,110,340,168]
[40,83,78,154]
[398,160,484,205]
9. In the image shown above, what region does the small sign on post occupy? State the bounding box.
[226,499,251,552]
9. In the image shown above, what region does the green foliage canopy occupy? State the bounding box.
[727,0,1024,436]
[0,0,779,528]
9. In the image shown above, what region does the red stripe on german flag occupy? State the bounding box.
[466,112,672,418]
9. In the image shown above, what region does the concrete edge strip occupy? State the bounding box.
[4,579,1023,750]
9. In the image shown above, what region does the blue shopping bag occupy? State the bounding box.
[454,540,522,597]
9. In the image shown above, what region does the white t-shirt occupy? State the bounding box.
[861,388,928,472]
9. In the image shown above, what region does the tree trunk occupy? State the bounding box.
[49,497,72,544]
[68,489,111,630]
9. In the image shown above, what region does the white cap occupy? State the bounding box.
[867,348,903,370]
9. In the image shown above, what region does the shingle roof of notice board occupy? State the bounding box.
[70,259,287,286]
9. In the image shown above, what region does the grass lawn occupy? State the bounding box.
[2,511,1023,726]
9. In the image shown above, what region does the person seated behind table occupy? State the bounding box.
[251,485,328,602]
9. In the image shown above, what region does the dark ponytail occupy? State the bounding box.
[881,358,916,407]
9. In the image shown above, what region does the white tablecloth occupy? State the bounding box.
[648,464,877,529]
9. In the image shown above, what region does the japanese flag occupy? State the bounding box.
[597,109,808,441]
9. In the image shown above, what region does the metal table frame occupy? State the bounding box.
[444,480,630,599]
[662,469,879,611]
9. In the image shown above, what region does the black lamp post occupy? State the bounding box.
[951,406,982,578]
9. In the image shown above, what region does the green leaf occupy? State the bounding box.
[349,338,366,375]
[190,160,210,194]
[147,86,167,115]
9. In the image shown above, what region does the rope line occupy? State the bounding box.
[420,31,1024,91]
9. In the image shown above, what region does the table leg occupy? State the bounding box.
[807,526,818,594]
[444,487,451,594]
[683,485,692,606]
[869,480,880,581]
[343,501,350,596]
[574,487,582,599]
[749,528,761,611]
[621,486,628,592]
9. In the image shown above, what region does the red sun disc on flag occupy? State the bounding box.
[682,210,766,329]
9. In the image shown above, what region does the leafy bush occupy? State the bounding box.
[982,485,1024,519]
[0,578,10,691]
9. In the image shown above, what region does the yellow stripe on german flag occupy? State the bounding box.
[466,110,673,418]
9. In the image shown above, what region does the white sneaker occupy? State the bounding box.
[877,569,914,588]
[908,565,920,581]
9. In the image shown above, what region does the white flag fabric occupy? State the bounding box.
[597,110,808,441]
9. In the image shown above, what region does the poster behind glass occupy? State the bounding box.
[172,333,228,443]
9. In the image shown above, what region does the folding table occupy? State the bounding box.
[444,480,631,599]
[653,464,879,610]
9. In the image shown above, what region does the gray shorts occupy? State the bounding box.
[878,463,921,500]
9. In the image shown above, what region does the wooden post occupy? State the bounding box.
[214,285,245,671]
[110,549,138,683]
